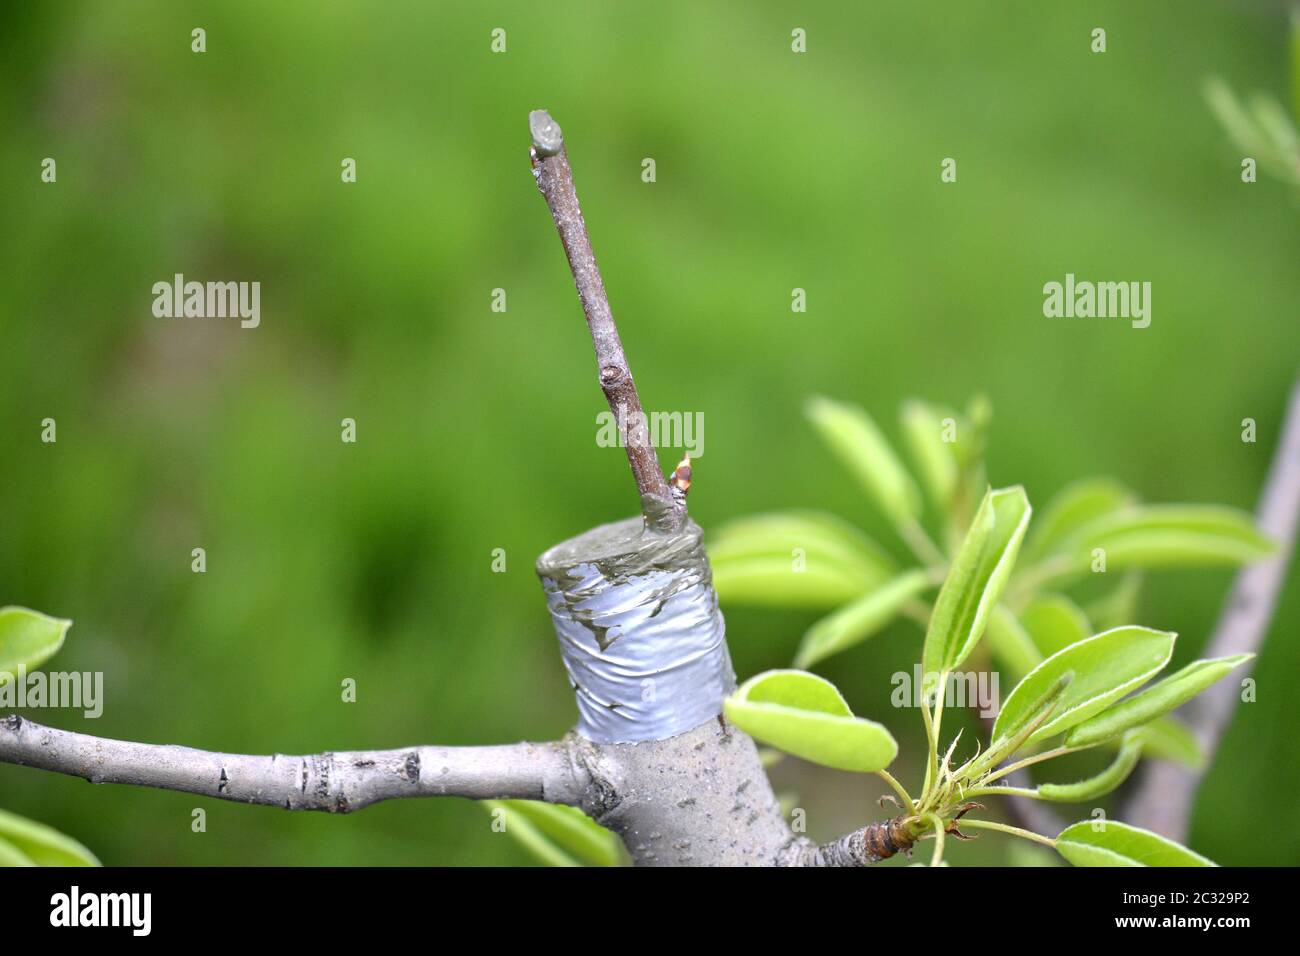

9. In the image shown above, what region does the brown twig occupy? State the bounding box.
[1122,375,1300,839]
[529,110,681,532]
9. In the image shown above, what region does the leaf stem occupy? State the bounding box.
[958,818,1056,848]
[981,745,1089,787]
[929,670,948,782]
[923,812,946,866]
[920,689,938,804]
[965,784,1040,799]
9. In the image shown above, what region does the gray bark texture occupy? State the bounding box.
[1,712,864,866]
[573,719,812,865]
[0,714,588,812]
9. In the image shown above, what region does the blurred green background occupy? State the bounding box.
[1,0,1297,865]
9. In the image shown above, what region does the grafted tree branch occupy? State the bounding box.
[0,111,880,866]
[529,109,681,532]
[1122,376,1300,839]
[0,714,590,813]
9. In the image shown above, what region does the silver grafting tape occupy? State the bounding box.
[536,515,735,744]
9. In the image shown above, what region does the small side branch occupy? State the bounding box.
[529,110,680,531]
[1123,376,1300,839]
[794,817,915,867]
[0,715,589,813]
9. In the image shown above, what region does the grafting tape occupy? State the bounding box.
[536,515,735,743]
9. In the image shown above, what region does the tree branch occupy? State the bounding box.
[1122,375,1300,838]
[529,109,681,532]
[2,713,900,866]
[799,829,885,867]
[0,714,589,813]
[796,817,913,867]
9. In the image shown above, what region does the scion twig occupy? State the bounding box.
[529,109,681,532]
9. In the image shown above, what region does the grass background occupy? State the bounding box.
[1,0,1297,865]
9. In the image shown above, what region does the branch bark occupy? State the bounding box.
[0,714,590,813]
[529,109,681,532]
[0,713,897,865]
[1121,376,1300,839]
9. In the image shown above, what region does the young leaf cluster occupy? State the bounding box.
[715,396,1269,866]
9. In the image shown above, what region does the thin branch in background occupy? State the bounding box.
[0,715,588,813]
[1122,375,1300,840]
[529,109,681,532]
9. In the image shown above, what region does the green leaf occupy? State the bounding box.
[985,604,1043,682]
[709,511,893,609]
[709,512,893,575]
[1074,505,1274,571]
[724,670,897,772]
[0,836,36,867]
[793,570,930,668]
[1135,717,1204,769]
[483,803,578,867]
[991,626,1176,746]
[1020,594,1091,658]
[900,400,958,512]
[0,809,99,866]
[710,558,876,609]
[1064,654,1253,748]
[985,672,1075,765]
[0,607,72,680]
[482,801,623,867]
[1023,478,1134,562]
[805,396,921,527]
[922,486,1032,676]
[1037,731,1145,802]
[1055,820,1216,867]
